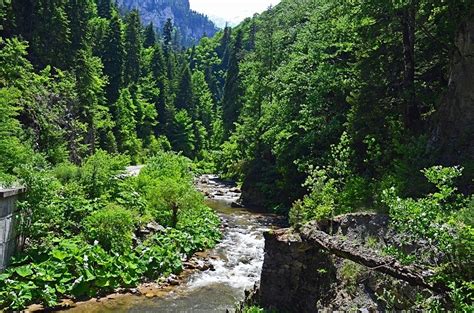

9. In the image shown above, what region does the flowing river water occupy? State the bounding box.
[64,175,282,313]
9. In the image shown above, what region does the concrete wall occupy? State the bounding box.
[0,188,25,270]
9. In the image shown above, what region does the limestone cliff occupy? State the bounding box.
[254,214,446,312]
[116,0,218,47]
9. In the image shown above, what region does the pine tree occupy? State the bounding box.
[175,64,194,112]
[24,0,71,69]
[115,88,141,160]
[97,0,112,19]
[66,0,95,52]
[102,13,124,107]
[124,10,142,86]
[170,110,194,157]
[217,25,231,59]
[221,30,244,139]
[143,22,156,48]
[74,48,110,157]
[192,70,214,132]
[163,18,174,54]
[150,44,170,135]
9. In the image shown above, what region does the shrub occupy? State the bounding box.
[139,151,192,182]
[340,260,364,294]
[146,177,204,227]
[383,166,473,308]
[289,167,337,226]
[79,150,129,199]
[53,162,80,184]
[83,205,135,252]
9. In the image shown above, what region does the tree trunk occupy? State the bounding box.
[400,2,420,132]
[301,225,448,293]
[171,203,178,228]
[430,5,474,170]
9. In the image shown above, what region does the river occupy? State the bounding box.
[63,175,281,313]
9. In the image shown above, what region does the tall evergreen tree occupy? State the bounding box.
[217,25,231,60]
[150,44,170,135]
[102,13,124,108]
[124,10,142,86]
[221,30,244,139]
[115,88,141,160]
[74,48,110,157]
[143,22,156,48]
[163,18,174,54]
[66,0,95,52]
[22,0,71,69]
[97,0,112,19]
[175,64,194,112]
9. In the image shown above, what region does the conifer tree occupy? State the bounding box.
[143,22,156,48]
[163,18,174,54]
[115,88,140,159]
[124,10,142,86]
[221,30,243,139]
[102,13,124,107]
[66,0,95,52]
[97,0,112,19]
[74,48,109,156]
[150,44,170,135]
[175,64,194,112]
[27,0,71,69]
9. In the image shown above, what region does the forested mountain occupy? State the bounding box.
[0,0,473,310]
[200,0,474,209]
[116,0,218,47]
[1,0,221,170]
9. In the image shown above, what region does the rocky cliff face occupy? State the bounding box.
[116,0,218,47]
[255,214,445,312]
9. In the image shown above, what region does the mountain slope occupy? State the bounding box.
[117,0,218,46]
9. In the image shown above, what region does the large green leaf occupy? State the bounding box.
[15,266,33,278]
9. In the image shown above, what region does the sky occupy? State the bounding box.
[190,0,281,27]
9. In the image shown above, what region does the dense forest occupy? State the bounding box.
[0,0,473,310]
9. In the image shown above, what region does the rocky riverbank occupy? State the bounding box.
[248,213,447,312]
[28,175,282,313]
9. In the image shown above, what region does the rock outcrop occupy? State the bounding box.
[256,213,445,312]
[117,0,218,47]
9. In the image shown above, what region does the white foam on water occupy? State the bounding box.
[187,215,268,291]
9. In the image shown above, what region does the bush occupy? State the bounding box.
[83,205,135,252]
[79,150,129,199]
[53,162,80,184]
[0,150,222,311]
[289,167,338,226]
[383,166,473,308]
[139,151,192,182]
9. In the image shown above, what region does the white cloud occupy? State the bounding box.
[190,0,281,27]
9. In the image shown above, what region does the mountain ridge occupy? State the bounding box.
[116,0,219,46]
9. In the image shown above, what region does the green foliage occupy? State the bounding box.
[0,87,29,175]
[0,151,221,310]
[123,10,142,86]
[83,204,135,252]
[289,167,337,226]
[340,260,364,294]
[383,166,473,307]
[239,306,278,313]
[79,150,129,199]
[114,88,142,160]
